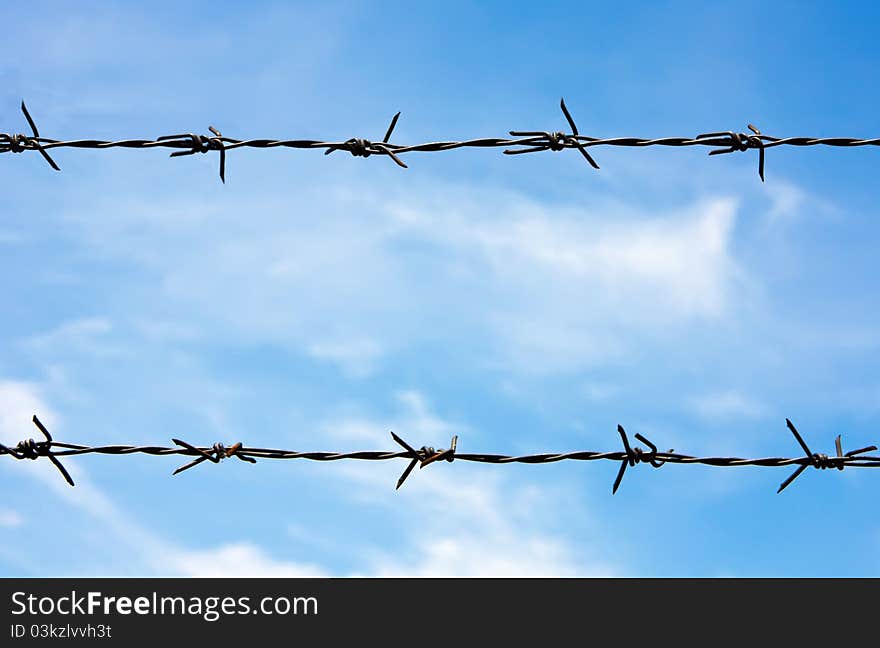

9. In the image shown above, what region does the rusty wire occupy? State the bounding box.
[3,99,880,182]
[2,415,878,494]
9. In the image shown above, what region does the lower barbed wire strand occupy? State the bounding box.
[7,440,880,467]
[4,416,879,492]
[13,441,880,469]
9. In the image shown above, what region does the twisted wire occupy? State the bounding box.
[3,99,878,182]
[2,416,877,494]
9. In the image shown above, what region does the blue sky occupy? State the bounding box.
[1,0,879,576]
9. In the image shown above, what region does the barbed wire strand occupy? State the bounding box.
[2,415,878,494]
[4,99,880,183]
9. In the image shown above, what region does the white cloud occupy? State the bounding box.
[319,389,461,447]
[582,382,618,402]
[307,337,384,378]
[0,509,23,528]
[764,180,806,223]
[0,380,54,447]
[423,195,739,317]
[168,543,328,578]
[61,183,748,375]
[385,190,743,372]
[686,390,766,420]
[132,318,200,343]
[23,317,121,357]
[364,532,604,577]
[761,177,838,225]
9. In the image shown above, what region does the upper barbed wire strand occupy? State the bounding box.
[4,99,880,182]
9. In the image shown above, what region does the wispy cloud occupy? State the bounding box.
[58,181,749,376]
[0,380,55,446]
[686,390,767,420]
[0,509,23,528]
[168,543,329,578]
[307,337,384,378]
[760,177,839,225]
[23,317,118,356]
[402,194,740,317]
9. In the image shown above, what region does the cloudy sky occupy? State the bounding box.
[2,1,879,576]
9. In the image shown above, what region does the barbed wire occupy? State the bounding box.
[3,99,880,183]
[2,415,878,494]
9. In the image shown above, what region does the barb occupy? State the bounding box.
[697,123,766,180]
[171,439,257,475]
[158,125,227,183]
[0,102,61,170]
[611,425,673,494]
[4,416,880,494]
[0,415,73,486]
[3,99,878,181]
[324,111,407,168]
[390,432,457,489]
[507,98,600,169]
[776,419,878,493]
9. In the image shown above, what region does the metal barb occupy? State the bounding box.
[160,127,227,183]
[209,126,227,183]
[19,102,60,171]
[698,124,766,181]
[32,415,75,486]
[747,124,766,181]
[171,439,255,475]
[325,112,407,168]
[390,431,420,490]
[420,435,458,468]
[612,425,672,494]
[0,415,74,486]
[506,98,599,169]
[777,419,877,493]
[559,98,600,169]
[390,431,456,489]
